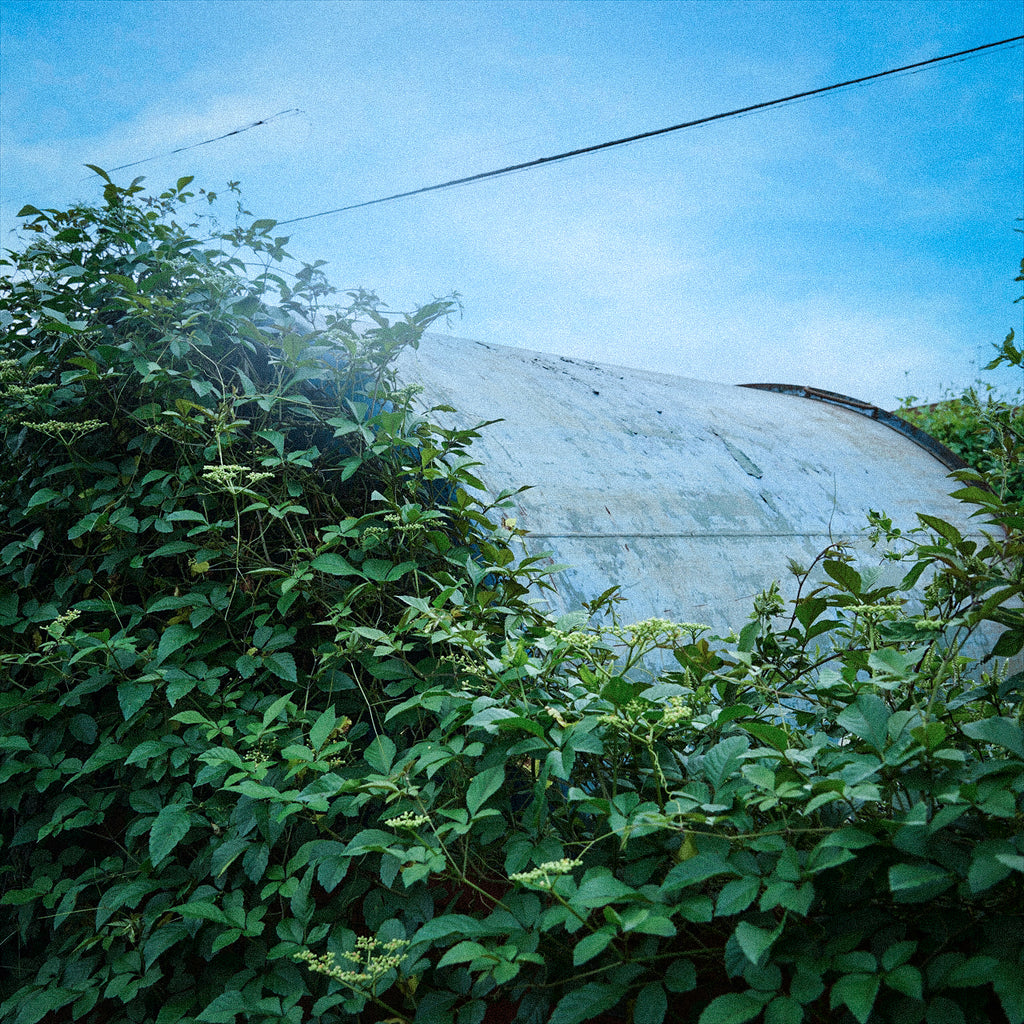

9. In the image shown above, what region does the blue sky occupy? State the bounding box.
[1,0,1021,407]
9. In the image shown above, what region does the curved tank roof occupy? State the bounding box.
[395,333,991,638]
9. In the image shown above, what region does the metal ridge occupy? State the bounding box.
[739,383,970,473]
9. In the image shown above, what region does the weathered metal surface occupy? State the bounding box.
[395,334,994,640]
[740,383,971,472]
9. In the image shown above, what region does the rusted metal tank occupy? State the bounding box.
[395,333,1004,654]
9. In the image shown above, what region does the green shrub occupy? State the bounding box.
[897,384,1023,505]
[897,258,1024,505]
[1,178,1022,1024]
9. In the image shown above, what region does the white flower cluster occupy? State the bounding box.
[201,463,274,493]
[46,608,82,639]
[295,937,409,989]
[606,618,709,647]
[509,858,582,886]
[661,696,694,728]
[383,811,430,830]
[0,359,23,382]
[847,603,904,616]
[27,418,103,439]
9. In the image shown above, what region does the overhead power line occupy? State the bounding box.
[275,35,1022,228]
[107,108,303,173]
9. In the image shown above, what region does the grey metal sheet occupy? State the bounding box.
[396,334,1002,650]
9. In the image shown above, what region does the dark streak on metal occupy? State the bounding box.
[740,384,971,472]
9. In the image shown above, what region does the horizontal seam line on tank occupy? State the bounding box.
[522,532,859,540]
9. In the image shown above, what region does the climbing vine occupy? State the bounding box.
[1,176,1022,1024]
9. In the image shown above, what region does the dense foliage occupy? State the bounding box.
[1,177,1022,1024]
[897,378,1023,506]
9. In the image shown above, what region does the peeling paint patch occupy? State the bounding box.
[714,432,763,479]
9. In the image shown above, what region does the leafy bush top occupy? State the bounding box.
[1,176,1022,1024]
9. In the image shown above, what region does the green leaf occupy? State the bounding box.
[143,921,189,969]
[176,900,230,924]
[836,693,890,752]
[698,992,764,1024]
[413,914,489,944]
[264,650,297,682]
[830,974,879,1024]
[12,987,78,1024]
[156,623,198,666]
[365,735,396,773]
[888,862,954,903]
[916,513,963,545]
[362,558,417,581]
[196,990,249,1023]
[572,867,636,908]
[703,735,749,791]
[261,692,293,729]
[27,487,63,509]
[665,958,697,993]
[466,765,505,816]
[662,851,736,892]
[884,964,922,1000]
[735,919,782,965]
[823,559,862,594]
[634,983,668,1024]
[961,717,1024,758]
[436,940,489,967]
[765,996,803,1024]
[311,552,359,576]
[149,803,191,865]
[309,706,336,752]
[117,680,153,720]
[968,840,1017,894]
[716,877,760,917]
[572,927,616,966]
[738,721,790,752]
[549,983,622,1024]
[993,962,1024,1024]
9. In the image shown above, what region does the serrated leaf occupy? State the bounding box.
[365,735,396,773]
[703,735,749,791]
[634,982,668,1024]
[264,650,297,682]
[830,973,879,1024]
[738,721,790,751]
[765,996,803,1024]
[309,706,336,752]
[156,623,197,666]
[717,877,760,917]
[261,692,293,729]
[143,921,189,970]
[735,919,782,965]
[823,558,862,594]
[572,868,636,908]
[961,716,1024,758]
[149,803,191,865]
[196,990,248,1023]
[176,900,230,924]
[117,681,153,720]
[993,962,1024,1024]
[884,964,922,1000]
[466,765,505,816]
[698,992,764,1024]
[665,958,697,993]
[310,552,359,576]
[888,862,953,903]
[549,983,622,1024]
[836,693,890,753]
[572,927,615,966]
[436,940,488,967]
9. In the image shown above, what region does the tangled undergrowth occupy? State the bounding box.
[1,176,1022,1024]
